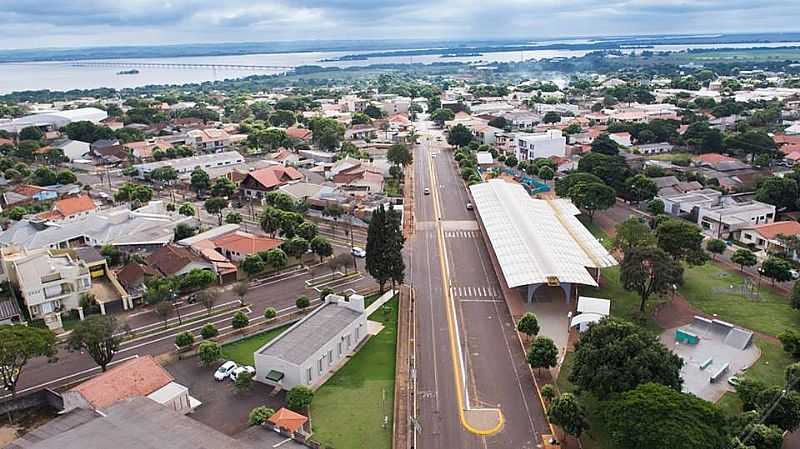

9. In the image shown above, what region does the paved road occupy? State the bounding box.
[8,262,375,399]
[411,122,547,449]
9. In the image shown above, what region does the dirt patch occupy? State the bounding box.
[652,295,698,330]
[0,426,19,446]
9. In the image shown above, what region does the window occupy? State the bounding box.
[328,350,333,365]
[346,334,351,349]
[338,341,343,356]
[355,326,360,341]
[306,367,313,383]
[317,358,323,374]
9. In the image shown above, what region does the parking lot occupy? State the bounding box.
[166,356,287,436]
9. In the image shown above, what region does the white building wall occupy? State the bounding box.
[514,130,566,161]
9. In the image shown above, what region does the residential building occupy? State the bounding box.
[146,244,214,277]
[344,124,377,140]
[54,139,91,161]
[239,165,304,199]
[735,221,800,260]
[209,231,282,262]
[3,248,91,321]
[255,293,368,389]
[514,130,567,161]
[636,142,674,155]
[31,194,97,223]
[660,189,777,238]
[609,132,633,148]
[62,356,199,414]
[381,97,411,115]
[133,151,244,179]
[500,111,539,130]
[186,128,231,152]
[470,123,503,146]
[286,127,313,142]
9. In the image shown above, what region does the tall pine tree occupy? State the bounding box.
[366,205,390,292]
[385,205,405,291]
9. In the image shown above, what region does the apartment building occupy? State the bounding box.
[133,151,244,179]
[186,128,232,152]
[514,129,567,161]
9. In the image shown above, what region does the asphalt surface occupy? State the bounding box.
[410,122,547,449]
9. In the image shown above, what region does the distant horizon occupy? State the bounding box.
[3,31,800,53]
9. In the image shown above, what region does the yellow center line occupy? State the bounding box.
[426,147,504,436]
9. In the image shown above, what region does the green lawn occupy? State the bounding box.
[644,152,693,162]
[555,352,613,449]
[310,296,398,449]
[220,325,290,366]
[578,216,612,249]
[580,266,663,333]
[384,178,403,197]
[679,263,800,337]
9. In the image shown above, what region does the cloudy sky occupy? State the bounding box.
[0,0,798,50]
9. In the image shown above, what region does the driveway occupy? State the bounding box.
[166,356,287,436]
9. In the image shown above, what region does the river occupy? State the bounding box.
[1,41,799,94]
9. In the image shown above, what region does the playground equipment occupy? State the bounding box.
[675,328,700,345]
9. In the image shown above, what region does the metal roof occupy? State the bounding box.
[469,179,617,289]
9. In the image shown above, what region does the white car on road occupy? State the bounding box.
[230,365,255,381]
[351,247,367,258]
[214,361,238,381]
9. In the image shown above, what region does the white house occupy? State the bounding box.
[609,132,633,148]
[255,294,368,389]
[55,139,91,161]
[514,130,567,161]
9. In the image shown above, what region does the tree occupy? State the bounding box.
[286,385,314,412]
[153,300,173,328]
[198,341,222,366]
[590,133,619,155]
[241,254,266,276]
[755,177,798,210]
[366,204,390,292]
[67,315,121,372]
[296,295,311,312]
[612,217,656,255]
[248,406,275,426]
[447,124,473,147]
[233,280,249,305]
[310,236,333,262]
[232,311,249,329]
[260,206,284,237]
[189,168,210,195]
[570,318,683,398]
[175,332,194,349]
[568,182,616,222]
[761,257,792,285]
[196,290,218,316]
[488,116,508,129]
[555,172,604,197]
[621,246,684,313]
[263,248,288,271]
[178,203,195,217]
[385,205,406,291]
[538,166,554,182]
[180,269,216,292]
[322,204,344,230]
[210,177,237,199]
[19,126,43,141]
[114,183,153,204]
[656,218,707,265]
[540,384,557,403]
[32,167,58,186]
[269,109,296,127]
[755,387,800,431]
[604,383,728,449]
[548,393,589,439]
[516,312,540,338]
[527,336,558,372]
[201,324,218,339]
[430,108,455,127]
[705,239,726,260]
[282,237,309,263]
[779,330,800,358]
[576,152,631,193]
[0,325,56,398]
[265,191,298,212]
[225,212,242,224]
[732,248,758,272]
[543,111,561,124]
[505,156,518,168]
[264,307,277,320]
[56,170,77,185]
[234,370,254,393]
[296,222,318,242]
[623,174,658,204]
[647,198,665,215]
[204,197,228,225]
[387,143,413,167]
[792,282,800,310]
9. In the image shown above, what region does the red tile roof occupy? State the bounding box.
[693,153,737,164]
[244,165,303,191]
[211,231,282,255]
[116,262,158,288]
[268,408,308,433]
[146,245,198,276]
[286,127,312,140]
[69,356,173,410]
[749,221,800,240]
[54,194,96,217]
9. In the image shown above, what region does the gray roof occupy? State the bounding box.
[5,408,99,449]
[5,397,254,449]
[259,302,362,365]
[74,246,104,264]
[650,176,680,189]
[0,299,21,321]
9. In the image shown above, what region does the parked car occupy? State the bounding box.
[790,269,800,280]
[214,361,238,381]
[424,187,430,195]
[466,202,473,210]
[351,247,367,258]
[230,365,255,381]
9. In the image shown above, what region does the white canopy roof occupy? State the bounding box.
[570,313,605,328]
[469,179,617,288]
[577,296,611,316]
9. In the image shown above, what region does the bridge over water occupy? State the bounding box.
[67,61,293,71]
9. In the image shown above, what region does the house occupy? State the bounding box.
[133,151,244,179]
[239,165,304,199]
[2,248,91,323]
[255,293,368,389]
[609,132,633,148]
[146,244,214,277]
[286,127,313,142]
[115,262,159,300]
[500,111,539,130]
[476,151,494,166]
[186,128,231,152]
[636,142,674,155]
[2,184,56,208]
[331,162,384,194]
[124,139,172,161]
[735,221,800,260]
[267,408,309,437]
[470,123,503,146]
[514,130,567,161]
[344,124,377,140]
[32,194,97,223]
[210,231,282,262]
[90,144,128,165]
[62,356,199,414]
[54,139,91,161]
[381,97,411,115]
